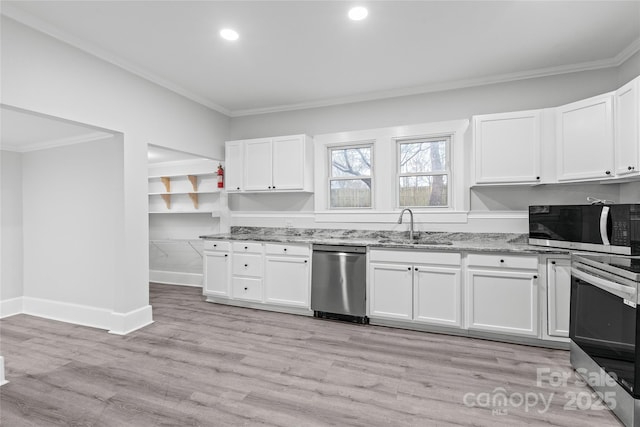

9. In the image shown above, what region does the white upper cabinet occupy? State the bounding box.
[556,92,615,181]
[615,76,640,177]
[225,141,244,192]
[472,110,541,185]
[226,134,313,193]
[244,138,273,191]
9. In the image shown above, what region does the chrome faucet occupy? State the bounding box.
[397,208,415,240]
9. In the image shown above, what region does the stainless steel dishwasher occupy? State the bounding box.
[311,244,368,324]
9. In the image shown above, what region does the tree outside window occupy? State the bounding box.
[329,145,372,208]
[398,137,449,207]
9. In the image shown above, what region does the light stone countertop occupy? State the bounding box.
[200,227,569,255]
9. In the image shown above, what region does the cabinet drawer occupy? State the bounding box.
[467,253,538,270]
[232,277,262,302]
[204,240,230,251]
[265,243,310,257]
[232,254,263,277]
[232,242,263,253]
[369,249,461,266]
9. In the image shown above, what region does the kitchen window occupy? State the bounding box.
[328,144,373,209]
[397,136,450,207]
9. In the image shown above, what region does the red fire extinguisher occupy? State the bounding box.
[217,164,224,188]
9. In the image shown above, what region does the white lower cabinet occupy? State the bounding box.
[466,254,540,338]
[414,266,461,327]
[368,250,462,326]
[203,240,230,298]
[547,258,571,338]
[369,263,413,320]
[203,240,312,313]
[264,254,310,308]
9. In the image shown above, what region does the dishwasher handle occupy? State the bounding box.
[312,244,366,254]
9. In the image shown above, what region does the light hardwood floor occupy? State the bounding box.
[0,284,622,426]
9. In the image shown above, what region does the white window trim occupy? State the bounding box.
[314,119,469,223]
[395,134,452,209]
[327,142,374,210]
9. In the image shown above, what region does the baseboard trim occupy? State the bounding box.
[108,305,154,336]
[0,297,24,319]
[22,296,112,330]
[149,270,202,287]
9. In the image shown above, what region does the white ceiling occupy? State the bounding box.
[2,1,639,117]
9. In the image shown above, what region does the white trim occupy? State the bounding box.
[0,297,23,319]
[1,131,114,153]
[0,356,7,386]
[4,3,638,118]
[230,38,640,117]
[149,270,203,287]
[22,296,113,330]
[314,211,469,224]
[109,305,154,336]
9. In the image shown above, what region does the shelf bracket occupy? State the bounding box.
[188,175,198,192]
[161,194,171,209]
[188,193,199,209]
[161,176,171,193]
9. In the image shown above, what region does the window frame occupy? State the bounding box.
[327,142,375,210]
[395,135,452,209]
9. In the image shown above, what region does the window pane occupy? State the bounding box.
[399,140,446,174]
[330,179,371,208]
[399,175,448,207]
[331,147,371,177]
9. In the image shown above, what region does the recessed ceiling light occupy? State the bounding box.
[220,28,239,41]
[348,6,368,21]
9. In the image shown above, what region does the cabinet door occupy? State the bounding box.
[556,93,614,181]
[368,263,413,320]
[272,135,305,190]
[203,251,229,297]
[547,259,571,338]
[473,110,541,184]
[225,141,244,192]
[413,265,461,327]
[615,78,639,176]
[467,269,539,337]
[264,256,310,307]
[244,138,273,191]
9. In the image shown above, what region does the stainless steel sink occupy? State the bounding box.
[377,238,452,245]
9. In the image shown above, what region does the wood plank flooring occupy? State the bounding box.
[0,284,622,426]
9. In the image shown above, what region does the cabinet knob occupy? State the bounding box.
[213,244,217,247]
[224,254,228,257]
[629,166,635,171]
[236,187,240,190]
[407,267,411,270]
[273,186,276,189]
[414,267,418,271]
[551,260,556,264]
[283,248,287,252]
[244,287,248,291]
[536,176,540,180]
[244,264,248,267]
[605,170,611,175]
[500,259,505,263]
[244,246,248,250]
[268,186,272,189]
[533,275,538,279]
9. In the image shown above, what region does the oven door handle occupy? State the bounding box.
[572,267,636,301]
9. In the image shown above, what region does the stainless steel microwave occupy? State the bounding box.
[528,204,640,255]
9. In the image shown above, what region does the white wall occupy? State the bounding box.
[1,17,229,331]
[227,62,640,233]
[0,150,24,312]
[22,137,123,311]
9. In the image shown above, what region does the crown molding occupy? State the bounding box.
[3,3,638,119]
[230,38,640,117]
[1,4,232,117]
[1,131,113,153]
